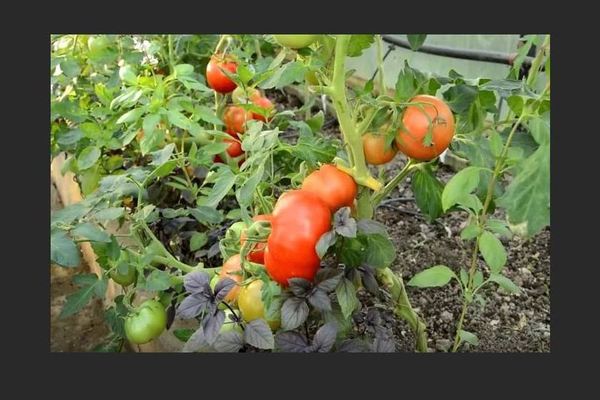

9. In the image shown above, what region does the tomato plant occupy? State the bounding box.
[240,214,272,264]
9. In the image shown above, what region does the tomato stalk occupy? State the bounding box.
[328,35,382,192]
[377,268,428,352]
[451,113,527,352]
[375,35,386,95]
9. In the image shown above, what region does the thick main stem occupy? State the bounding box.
[377,268,428,352]
[329,35,382,192]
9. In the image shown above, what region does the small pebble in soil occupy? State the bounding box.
[435,339,452,352]
[440,310,454,323]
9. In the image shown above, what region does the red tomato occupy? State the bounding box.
[218,254,243,303]
[301,164,357,212]
[362,132,398,165]
[240,214,273,264]
[395,95,455,161]
[206,55,237,94]
[223,106,252,135]
[265,190,331,285]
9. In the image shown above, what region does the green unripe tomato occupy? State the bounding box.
[110,263,137,287]
[273,35,319,49]
[124,300,167,344]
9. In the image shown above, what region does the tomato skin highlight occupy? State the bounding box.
[395,95,455,161]
[362,132,398,165]
[223,106,252,135]
[237,280,280,330]
[218,254,243,303]
[240,214,273,264]
[265,190,331,285]
[124,300,167,345]
[273,34,319,49]
[206,55,237,94]
[301,164,358,212]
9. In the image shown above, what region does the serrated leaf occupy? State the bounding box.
[203,168,236,208]
[190,206,223,225]
[177,293,212,319]
[196,105,224,126]
[92,207,125,221]
[442,166,481,211]
[50,230,81,267]
[336,278,359,319]
[244,319,275,349]
[363,234,395,269]
[307,288,331,312]
[275,332,309,352]
[214,278,236,302]
[281,297,309,330]
[183,270,210,294]
[150,143,175,165]
[306,111,324,133]
[443,85,478,114]
[60,274,103,318]
[489,274,521,294]
[144,269,172,291]
[347,35,374,57]
[71,222,111,243]
[203,310,225,345]
[407,265,457,288]
[214,331,244,352]
[316,269,343,292]
[309,322,337,352]
[497,143,549,237]
[237,165,264,207]
[479,231,507,273]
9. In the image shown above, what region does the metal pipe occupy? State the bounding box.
[381,35,534,67]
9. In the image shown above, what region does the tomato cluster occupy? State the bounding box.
[362,95,455,164]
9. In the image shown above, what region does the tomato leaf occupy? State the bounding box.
[201,168,236,208]
[190,232,208,251]
[478,231,507,273]
[71,222,111,243]
[407,34,427,51]
[347,35,374,57]
[336,278,359,319]
[412,165,444,221]
[281,297,309,330]
[407,265,457,288]
[244,319,275,350]
[51,230,81,267]
[173,328,195,343]
[60,274,105,318]
[77,146,101,170]
[92,207,125,222]
[189,206,223,226]
[275,332,310,353]
[143,269,172,291]
[363,234,395,269]
[441,166,481,211]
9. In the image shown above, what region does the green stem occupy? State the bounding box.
[526,35,550,89]
[377,268,428,352]
[371,159,418,205]
[375,35,386,95]
[167,35,175,74]
[328,35,382,192]
[141,223,198,273]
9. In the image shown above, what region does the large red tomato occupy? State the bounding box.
[395,95,455,161]
[301,164,357,212]
[223,106,252,135]
[240,214,273,264]
[264,190,331,285]
[206,55,237,94]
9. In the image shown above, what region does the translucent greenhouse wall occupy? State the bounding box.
[345,34,522,85]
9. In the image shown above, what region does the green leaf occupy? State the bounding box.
[442,166,481,211]
[460,222,481,240]
[57,129,83,146]
[507,95,524,116]
[443,84,479,114]
[51,203,91,226]
[479,231,507,273]
[489,273,521,294]
[395,61,419,101]
[339,237,364,268]
[412,165,444,221]
[458,330,479,346]
[190,206,223,225]
[336,278,359,319]
[488,131,503,158]
[190,232,208,251]
[459,269,469,287]
[119,65,137,84]
[167,109,191,130]
[497,143,550,237]
[407,265,457,288]
[363,234,395,269]
[485,219,513,239]
[407,34,427,51]
[259,61,306,89]
[140,129,165,155]
[60,58,81,78]
[144,270,172,291]
[174,64,194,76]
[236,165,264,207]
[528,112,550,145]
[196,105,224,126]
[79,165,102,196]
[150,143,175,165]
[60,274,106,318]
[116,107,145,124]
[237,64,255,84]
[77,146,101,170]
[203,168,236,208]
[473,270,484,289]
[71,223,111,243]
[347,35,374,57]
[306,111,324,133]
[174,328,195,343]
[51,230,81,267]
[143,113,161,137]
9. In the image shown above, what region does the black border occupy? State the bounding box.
[6,1,594,395]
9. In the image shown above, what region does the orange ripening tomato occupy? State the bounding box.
[218,254,243,303]
[240,214,273,264]
[223,106,252,135]
[395,95,455,161]
[265,190,331,285]
[249,92,274,122]
[362,132,398,165]
[206,55,237,94]
[301,164,357,212]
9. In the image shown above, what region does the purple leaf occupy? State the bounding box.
[281,297,309,330]
[372,330,396,352]
[288,278,313,297]
[275,332,310,352]
[213,331,244,352]
[176,292,212,319]
[307,288,331,311]
[333,207,357,238]
[183,271,210,294]
[202,310,225,345]
[244,319,275,350]
[181,327,207,352]
[214,277,236,301]
[309,322,338,352]
[316,269,343,292]
[337,339,371,352]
